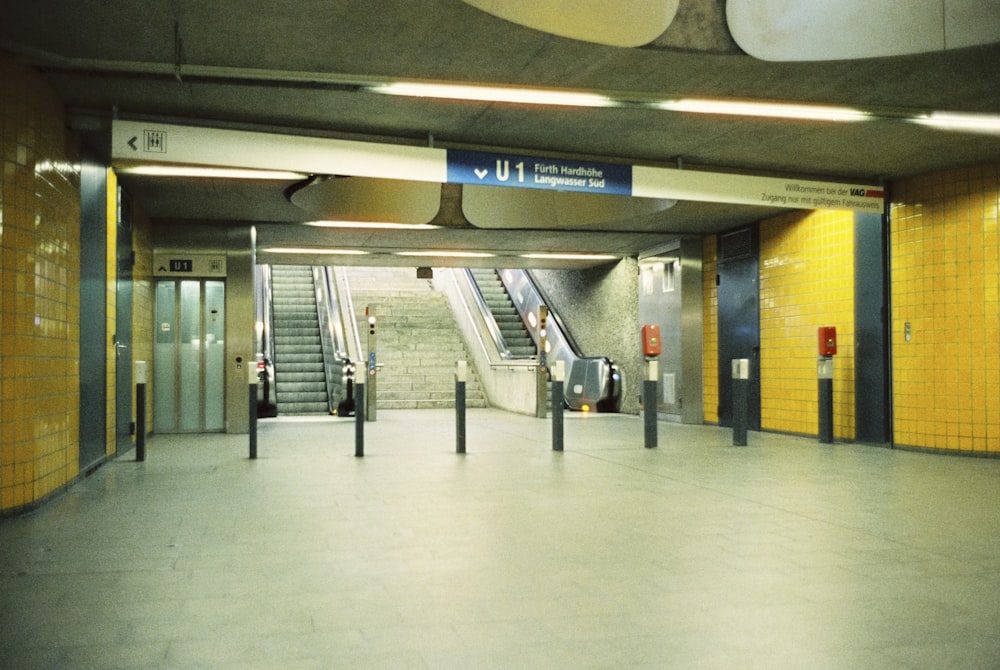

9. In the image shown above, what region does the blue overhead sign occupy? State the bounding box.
[447,149,633,195]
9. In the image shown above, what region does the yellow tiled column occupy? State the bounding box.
[891,165,1000,454]
[759,210,857,439]
[0,53,82,510]
[702,235,719,424]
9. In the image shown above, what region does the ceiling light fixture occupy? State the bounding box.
[368,79,1000,134]
[910,111,1000,133]
[520,253,619,261]
[657,99,871,122]
[369,81,615,108]
[117,165,308,179]
[263,247,369,255]
[395,250,496,258]
[304,220,440,230]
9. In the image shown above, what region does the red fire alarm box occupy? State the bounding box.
[641,324,662,357]
[818,326,837,356]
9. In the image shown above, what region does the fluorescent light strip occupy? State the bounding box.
[305,220,440,230]
[910,112,1000,133]
[118,165,308,179]
[396,250,496,258]
[658,99,870,122]
[521,253,619,261]
[370,82,872,121]
[372,83,1000,132]
[370,81,615,108]
[264,247,369,255]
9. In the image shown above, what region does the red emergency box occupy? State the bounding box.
[641,324,662,357]
[818,326,837,356]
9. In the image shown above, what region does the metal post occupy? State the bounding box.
[135,361,147,462]
[643,359,658,448]
[551,360,564,452]
[248,363,258,459]
[355,379,365,457]
[456,360,467,454]
[536,305,548,419]
[732,358,749,446]
[818,356,834,443]
[366,306,377,422]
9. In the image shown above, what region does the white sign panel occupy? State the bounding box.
[113,120,884,212]
[633,165,884,212]
[113,120,447,183]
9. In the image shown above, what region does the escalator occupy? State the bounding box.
[468,268,535,358]
[255,265,357,416]
[270,265,328,414]
[466,268,621,412]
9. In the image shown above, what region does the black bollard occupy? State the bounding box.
[455,380,466,454]
[552,379,564,451]
[135,361,147,462]
[818,357,834,444]
[249,381,258,459]
[643,379,658,448]
[136,382,146,462]
[355,380,365,457]
[732,358,748,446]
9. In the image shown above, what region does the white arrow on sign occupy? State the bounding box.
[474,168,489,180]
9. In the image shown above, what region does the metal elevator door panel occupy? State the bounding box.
[154,279,226,433]
[717,227,761,430]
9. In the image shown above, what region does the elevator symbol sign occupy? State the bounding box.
[144,130,167,153]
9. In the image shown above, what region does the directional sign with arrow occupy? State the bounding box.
[447,149,633,195]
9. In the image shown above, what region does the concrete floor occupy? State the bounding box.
[2,409,999,669]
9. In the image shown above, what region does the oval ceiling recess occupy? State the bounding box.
[461,0,680,47]
[727,0,1000,61]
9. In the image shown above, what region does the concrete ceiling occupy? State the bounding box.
[2,0,999,269]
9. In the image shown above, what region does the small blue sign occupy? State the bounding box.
[447,149,632,196]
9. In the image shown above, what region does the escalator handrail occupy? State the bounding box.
[338,266,364,363]
[463,268,525,360]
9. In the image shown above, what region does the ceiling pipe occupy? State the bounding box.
[5,38,997,133]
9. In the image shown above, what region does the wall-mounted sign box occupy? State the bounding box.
[153,252,227,277]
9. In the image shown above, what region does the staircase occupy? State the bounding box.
[345,267,487,410]
[469,268,536,357]
[270,265,329,415]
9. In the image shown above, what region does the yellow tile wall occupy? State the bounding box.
[891,164,1000,454]
[0,53,82,511]
[759,210,856,439]
[702,235,719,423]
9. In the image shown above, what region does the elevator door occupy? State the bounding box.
[154,280,226,433]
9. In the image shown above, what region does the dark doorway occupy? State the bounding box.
[716,226,761,430]
[854,211,890,443]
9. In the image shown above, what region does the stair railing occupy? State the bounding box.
[254,264,277,414]
[313,266,354,415]
[462,269,523,360]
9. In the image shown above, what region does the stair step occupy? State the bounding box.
[342,266,489,411]
[270,264,330,415]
